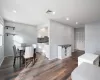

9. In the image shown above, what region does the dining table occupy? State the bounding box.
[17,46,25,67]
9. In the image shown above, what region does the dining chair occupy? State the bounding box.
[32,44,37,61]
[17,46,25,65]
[13,45,24,67]
[13,45,20,66]
[24,46,34,68]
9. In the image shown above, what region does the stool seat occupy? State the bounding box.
[72,63,100,80]
[78,53,99,66]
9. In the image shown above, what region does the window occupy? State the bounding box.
[13,35,23,47]
[0,36,2,46]
[0,24,3,46]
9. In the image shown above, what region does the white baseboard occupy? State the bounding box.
[0,57,4,67]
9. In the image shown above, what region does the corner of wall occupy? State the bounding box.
[0,57,4,66]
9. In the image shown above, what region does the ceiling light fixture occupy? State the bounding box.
[66,17,69,20]
[76,22,78,24]
[13,10,16,13]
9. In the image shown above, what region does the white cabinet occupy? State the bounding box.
[78,53,99,66]
[58,45,71,59]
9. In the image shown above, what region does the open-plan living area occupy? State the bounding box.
[0,0,100,80]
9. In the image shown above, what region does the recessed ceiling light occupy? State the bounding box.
[41,28,45,32]
[52,12,55,15]
[66,17,69,20]
[76,22,78,24]
[12,20,15,22]
[13,10,16,13]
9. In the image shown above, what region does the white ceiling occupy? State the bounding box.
[0,0,100,28]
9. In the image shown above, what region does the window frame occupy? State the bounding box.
[0,24,3,47]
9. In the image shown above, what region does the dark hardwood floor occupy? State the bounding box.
[0,50,84,80]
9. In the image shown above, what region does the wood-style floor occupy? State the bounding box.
[0,50,84,80]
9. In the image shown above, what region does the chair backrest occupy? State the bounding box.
[13,45,17,57]
[24,47,34,59]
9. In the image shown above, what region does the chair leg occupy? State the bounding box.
[32,59,35,66]
[22,56,25,64]
[13,57,16,66]
[25,59,27,68]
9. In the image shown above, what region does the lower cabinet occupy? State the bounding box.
[58,45,71,59]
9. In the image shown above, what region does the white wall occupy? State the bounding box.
[85,22,100,54]
[74,27,85,50]
[4,21,37,57]
[49,20,74,60]
[0,17,4,66]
